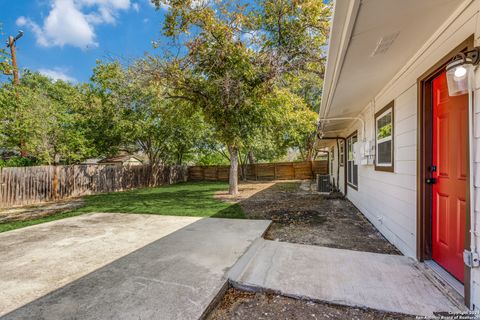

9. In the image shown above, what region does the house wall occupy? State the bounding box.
[327,141,345,193]
[328,0,480,308]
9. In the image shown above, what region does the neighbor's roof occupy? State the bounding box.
[98,155,143,163]
[319,0,465,134]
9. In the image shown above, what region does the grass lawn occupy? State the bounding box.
[0,182,244,233]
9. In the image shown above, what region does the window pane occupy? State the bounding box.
[339,141,344,165]
[347,139,351,160]
[348,161,352,183]
[377,140,392,164]
[377,112,392,140]
[353,163,358,186]
[347,136,356,161]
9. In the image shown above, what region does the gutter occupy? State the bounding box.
[319,0,361,121]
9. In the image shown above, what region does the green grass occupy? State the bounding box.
[0,182,245,233]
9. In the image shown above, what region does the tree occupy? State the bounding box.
[151,0,330,194]
[0,72,94,164]
[236,87,317,174]
[90,60,207,183]
[85,61,131,158]
[0,23,10,76]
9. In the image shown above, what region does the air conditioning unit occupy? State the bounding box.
[317,174,331,193]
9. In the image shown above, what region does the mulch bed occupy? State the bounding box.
[235,181,400,255]
[206,287,415,320]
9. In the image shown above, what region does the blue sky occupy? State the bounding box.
[0,0,170,83]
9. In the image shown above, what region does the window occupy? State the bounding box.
[339,140,345,166]
[347,132,358,189]
[375,101,394,172]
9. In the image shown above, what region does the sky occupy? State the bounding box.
[0,0,171,83]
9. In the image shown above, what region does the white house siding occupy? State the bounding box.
[342,87,418,258]
[328,0,480,307]
[328,141,345,194]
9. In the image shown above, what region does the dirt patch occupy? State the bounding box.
[206,287,414,320]
[214,181,277,203]
[0,199,85,223]
[227,181,400,255]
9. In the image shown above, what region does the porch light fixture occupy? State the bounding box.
[446,48,480,96]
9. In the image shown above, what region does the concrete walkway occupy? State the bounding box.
[0,215,270,320]
[229,239,464,316]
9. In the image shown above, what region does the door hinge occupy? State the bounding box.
[464,250,480,268]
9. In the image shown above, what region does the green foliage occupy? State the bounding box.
[252,88,318,161]
[0,4,331,170]
[377,113,392,139]
[151,0,331,170]
[91,60,208,166]
[84,61,131,157]
[0,23,10,76]
[378,123,392,139]
[0,156,39,168]
[0,72,95,165]
[194,151,230,166]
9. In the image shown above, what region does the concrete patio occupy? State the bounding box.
[0,214,271,320]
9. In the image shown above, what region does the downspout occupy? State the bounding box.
[336,138,341,191]
[468,82,477,310]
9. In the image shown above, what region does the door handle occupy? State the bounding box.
[425,178,437,185]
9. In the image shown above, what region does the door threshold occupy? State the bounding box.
[424,260,464,297]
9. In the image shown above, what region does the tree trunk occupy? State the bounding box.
[304,133,316,161]
[248,150,255,164]
[228,144,239,195]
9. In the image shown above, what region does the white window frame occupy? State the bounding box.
[347,132,358,189]
[339,140,344,166]
[375,101,394,172]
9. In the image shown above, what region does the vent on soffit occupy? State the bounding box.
[371,32,399,56]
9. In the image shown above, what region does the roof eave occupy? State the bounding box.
[319,0,361,120]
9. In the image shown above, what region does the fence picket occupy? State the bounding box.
[0,164,188,208]
[188,160,328,182]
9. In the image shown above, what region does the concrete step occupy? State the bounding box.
[228,239,465,316]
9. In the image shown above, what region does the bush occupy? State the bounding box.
[0,156,39,168]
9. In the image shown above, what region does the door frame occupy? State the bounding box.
[417,35,474,306]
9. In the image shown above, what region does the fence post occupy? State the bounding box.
[52,165,59,200]
[0,167,2,206]
[310,161,314,179]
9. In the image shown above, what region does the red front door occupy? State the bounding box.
[432,71,468,283]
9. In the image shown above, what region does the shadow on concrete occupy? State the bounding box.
[1,217,270,320]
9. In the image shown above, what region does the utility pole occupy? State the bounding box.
[6,30,26,156]
[6,30,24,85]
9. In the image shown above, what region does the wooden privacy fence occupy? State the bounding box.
[0,164,188,208]
[188,160,328,181]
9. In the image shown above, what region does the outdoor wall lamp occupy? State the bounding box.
[446,48,480,96]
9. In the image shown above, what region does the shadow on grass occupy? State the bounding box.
[0,182,246,233]
[211,181,301,220]
[71,181,246,218]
